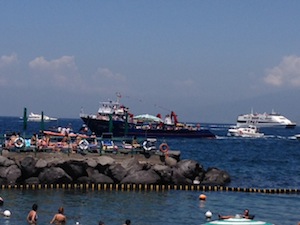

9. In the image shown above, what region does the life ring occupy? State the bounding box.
[159,143,169,153]
[143,141,152,151]
[79,139,89,150]
[14,137,25,148]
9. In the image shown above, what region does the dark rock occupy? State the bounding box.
[20,156,38,178]
[38,167,73,184]
[35,159,48,169]
[201,167,231,185]
[121,169,161,184]
[25,177,40,185]
[0,156,15,167]
[90,171,114,183]
[165,157,177,167]
[152,164,173,183]
[85,158,97,168]
[107,163,127,182]
[176,159,205,181]
[96,156,115,166]
[60,161,86,180]
[6,165,22,184]
[76,176,92,183]
[171,168,193,184]
[120,157,144,175]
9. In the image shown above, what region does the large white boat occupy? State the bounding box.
[227,125,264,138]
[21,112,58,122]
[236,110,296,128]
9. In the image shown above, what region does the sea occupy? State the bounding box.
[0,116,299,225]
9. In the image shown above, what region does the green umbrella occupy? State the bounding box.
[23,107,27,131]
[108,114,113,133]
[124,112,128,136]
[40,111,44,132]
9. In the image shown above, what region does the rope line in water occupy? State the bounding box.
[0,184,299,194]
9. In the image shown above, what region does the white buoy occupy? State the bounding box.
[3,210,11,217]
[205,210,212,219]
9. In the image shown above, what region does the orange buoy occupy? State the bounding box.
[159,143,169,153]
[199,194,207,201]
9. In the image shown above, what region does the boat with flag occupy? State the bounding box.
[80,93,215,138]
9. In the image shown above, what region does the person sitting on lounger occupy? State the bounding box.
[219,209,252,219]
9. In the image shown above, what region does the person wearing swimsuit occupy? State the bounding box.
[27,204,38,224]
[50,206,66,224]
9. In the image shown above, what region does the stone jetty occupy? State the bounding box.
[0,150,230,186]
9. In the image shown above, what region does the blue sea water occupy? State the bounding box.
[0,117,300,225]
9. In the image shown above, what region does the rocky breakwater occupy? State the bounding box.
[0,151,231,186]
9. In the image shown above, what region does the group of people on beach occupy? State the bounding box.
[4,131,97,153]
[26,203,131,225]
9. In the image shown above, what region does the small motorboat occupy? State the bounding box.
[203,218,274,225]
[294,134,300,140]
[227,125,264,138]
[20,112,58,122]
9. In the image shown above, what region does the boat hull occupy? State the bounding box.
[81,117,216,138]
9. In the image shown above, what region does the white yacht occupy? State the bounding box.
[228,125,264,138]
[21,112,58,122]
[236,110,296,128]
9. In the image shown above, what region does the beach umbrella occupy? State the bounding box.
[124,112,128,136]
[202,218,274,225]
[40,111,44,132]
[109,114,113,133]
[23,107,27,131]
[133,114,163,123]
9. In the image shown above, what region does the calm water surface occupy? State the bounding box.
[0,117,299,225]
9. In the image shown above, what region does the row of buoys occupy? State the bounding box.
[0,184,299,194]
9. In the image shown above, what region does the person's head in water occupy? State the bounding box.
[32,204,38,211]
[125,219,131,225]
[58,207,64,214]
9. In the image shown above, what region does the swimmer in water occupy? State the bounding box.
[50,206,66,224]
[27,203,38,224]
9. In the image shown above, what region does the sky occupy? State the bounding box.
[1,1,300,124]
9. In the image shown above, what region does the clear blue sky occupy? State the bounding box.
[1,1,300,123]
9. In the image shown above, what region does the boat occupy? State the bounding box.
[20,112,58,122]
[80,94,215,138]
[294,134,300,140]
[236,109,296,128]
[227,125,264,138]
[202,218,274,225]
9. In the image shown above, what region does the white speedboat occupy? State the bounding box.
[294,134,300,140]
[21,112,58,122]
[228,125,264,138]
[203,218,274,225]
[236,110,296,128]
